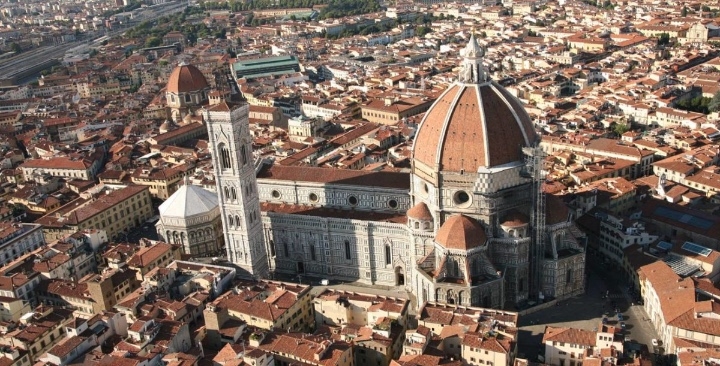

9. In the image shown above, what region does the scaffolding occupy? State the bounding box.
[522,145,547,301]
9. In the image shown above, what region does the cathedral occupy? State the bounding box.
[166,35,586,310]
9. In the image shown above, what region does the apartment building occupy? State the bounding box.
[638,261,719,352]
[314,290,409,328]
[204,281,313,349]
[541,137,655,178]
[542,325,623,366]
[416,303,519,366]
[0,247,77,306]
[147,122,206,146]
[0,223,45,267]
[83,268,141,313]
[248,331,353,366]
[0,297,31,323]
[37,185,153,242]
[314,290,409,365]
[126,240,182,281]
[130,164,191,200]
[360,96,434,125]
[594,210,659,266]
[19,153,104,182]
[0,306,75,359]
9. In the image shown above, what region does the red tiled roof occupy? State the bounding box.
[435,215,486,250]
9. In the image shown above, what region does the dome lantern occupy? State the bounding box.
[458,32,488,84]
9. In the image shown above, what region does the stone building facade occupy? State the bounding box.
[156,179,224,256]
[201,36,586,310]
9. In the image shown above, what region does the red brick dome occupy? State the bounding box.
[407,202,433,221]
[413,35,537,172]
[435,214,486,250]
[167,62,209,93]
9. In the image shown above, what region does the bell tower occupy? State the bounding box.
[204,101,268,279]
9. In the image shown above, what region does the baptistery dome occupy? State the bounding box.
[413,34,538,172]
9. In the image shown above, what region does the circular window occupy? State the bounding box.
[309,193,318,202]
[271,190,281,199]
[422,182,430,194]
[453,190,471,207]
[348,196,358,206]
[388,199,398,209]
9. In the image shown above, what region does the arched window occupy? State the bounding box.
[414,222,419,229]
[310,246,316,261]
[447,290,455,304]
[283,242,289,256]
[184,94,191,103]
[230,187,237,200]
[218,144,231,170]
[228,215,234,227]
[344,240,352,260]
[240,145,248,166]
[224,187,229,200]
[235,215,241,228]
[385,244,391,265]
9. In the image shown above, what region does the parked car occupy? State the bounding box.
[617,313,624,321]
[320,279,329,285]
[620,322,626,329]
[651,339,659,347]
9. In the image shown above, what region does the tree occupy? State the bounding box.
[416,26,431,37]
[681,6,688,17]
[613,122,630,136]
[144,36,162,48]
[9,42,21,53]
[708,91,720,112]
[658,32,670,45]
[290,15,297,21]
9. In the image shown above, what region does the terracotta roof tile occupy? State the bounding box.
[435,215,487,250]
[167,63,209,93]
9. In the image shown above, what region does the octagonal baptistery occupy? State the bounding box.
[156,180,224,257]
[412,34,538,222]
